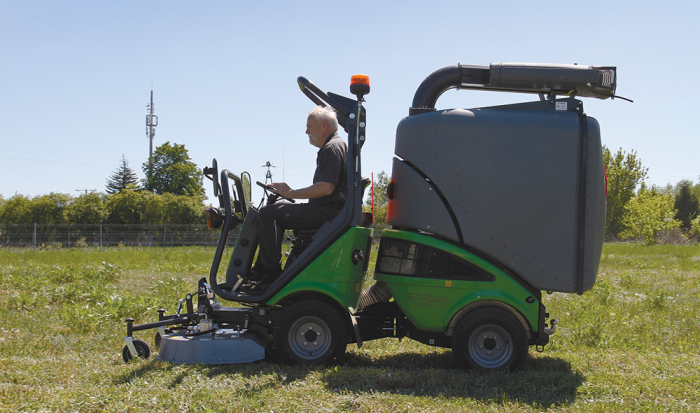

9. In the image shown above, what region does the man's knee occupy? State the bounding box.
[259,202,287,221]
[259,204,274,220]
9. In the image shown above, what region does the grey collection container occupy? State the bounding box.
[386,98,606,293]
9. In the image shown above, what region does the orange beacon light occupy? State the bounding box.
[350,74,370,98]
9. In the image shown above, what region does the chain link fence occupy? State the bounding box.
[0,224,239,249]
[0,222,389,250]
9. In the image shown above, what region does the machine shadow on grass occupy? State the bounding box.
[115,351,584,407]
[323,351,585,407]
[115,357,317,391]
[115,359,180,386]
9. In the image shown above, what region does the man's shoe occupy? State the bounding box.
[243,282,270,294]
[248,268,266,282]
[240,272,269,292]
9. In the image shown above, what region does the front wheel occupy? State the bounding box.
[122,339,151,363]
[452,307,528,372]
[274,300,348,365]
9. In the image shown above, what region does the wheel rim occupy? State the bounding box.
[134,343,147,357]
[467,323,513,369]
[287,315,332,361]
[123,341,149,362]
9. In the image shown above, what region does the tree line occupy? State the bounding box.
[0,189,206,226]
[0,142,207,226]
[603,147,700,244]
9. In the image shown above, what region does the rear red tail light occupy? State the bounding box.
[603,165,609,197]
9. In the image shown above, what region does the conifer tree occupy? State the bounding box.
[106,155,139,194]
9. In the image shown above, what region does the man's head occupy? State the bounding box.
[306,105,338,148]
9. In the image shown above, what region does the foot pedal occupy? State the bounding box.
[232,274,245,291]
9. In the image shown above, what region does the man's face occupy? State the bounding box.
[306,115,327,148]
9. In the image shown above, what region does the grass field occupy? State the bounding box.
[1,243,699,412]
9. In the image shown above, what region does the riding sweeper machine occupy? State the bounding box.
[122,62,619,372]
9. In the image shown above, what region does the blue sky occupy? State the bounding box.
[1,0,698,203]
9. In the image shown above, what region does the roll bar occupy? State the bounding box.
[410,63,618,115]
[297,76,359,133]
[208,169,241,299]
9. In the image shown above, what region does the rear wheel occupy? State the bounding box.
[452,307,528,372]
[274,300,347,365]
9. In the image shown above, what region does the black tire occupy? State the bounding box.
[274,300,348,365]
[452,307,528,372]
[122,339,151,363]
[154,328,173,348]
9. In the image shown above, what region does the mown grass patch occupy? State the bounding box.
[0,244,699,412]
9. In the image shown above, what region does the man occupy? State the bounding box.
[252,105,348,284]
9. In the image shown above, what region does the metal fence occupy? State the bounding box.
[0,224,237,249]
[0,222,389,250]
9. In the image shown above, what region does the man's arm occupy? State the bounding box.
[269,181,335,200]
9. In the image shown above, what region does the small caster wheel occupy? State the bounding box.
[154,329,172,349]
[122,339,151,363]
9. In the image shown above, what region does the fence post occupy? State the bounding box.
[33,223,37,251]
[163,223,166,249]
[100,223,103,252]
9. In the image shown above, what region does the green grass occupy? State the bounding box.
[1,244,699,412]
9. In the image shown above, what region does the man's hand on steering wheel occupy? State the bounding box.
[256,181,296,203]
[269,182,293,199]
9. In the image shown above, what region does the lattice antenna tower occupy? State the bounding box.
[146,91,158,160]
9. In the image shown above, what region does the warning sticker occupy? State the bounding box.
[555,102,568,111]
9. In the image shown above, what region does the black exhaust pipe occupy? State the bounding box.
[409,63,617,116]
[410,64,489,116]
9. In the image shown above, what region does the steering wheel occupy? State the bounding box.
[256,181,295,203]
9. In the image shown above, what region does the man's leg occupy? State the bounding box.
[256,202,339,276]
[256,202,290,277]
